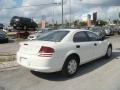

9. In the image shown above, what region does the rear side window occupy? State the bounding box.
[73,32,89,42]
[86,31,99,41]
[37,31,69,42]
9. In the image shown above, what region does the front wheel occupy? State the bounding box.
[118,31,120,35]
[62,56,79,77]
[105,46,112,58]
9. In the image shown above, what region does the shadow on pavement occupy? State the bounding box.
[116,48,120,50]
[0,86,5,90]
[8,39,15,43]
[0,40,15,44]
[31,51,120,81]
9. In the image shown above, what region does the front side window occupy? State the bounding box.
[86,31,99,41]
[73,32,89,42]
[37,31,69,42]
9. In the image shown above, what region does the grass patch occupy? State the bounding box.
[16,38,27,43]
[0,55,16,62]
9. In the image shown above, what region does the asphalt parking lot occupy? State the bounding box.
[0,40,19,55]
[0,36,120,90]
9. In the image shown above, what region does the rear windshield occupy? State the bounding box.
[38,30,51,34]
[37,31,69,42]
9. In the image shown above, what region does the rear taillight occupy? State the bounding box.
[39,46,54,57]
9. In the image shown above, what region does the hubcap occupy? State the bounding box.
[107,47,112,57]
[67,59,77,75]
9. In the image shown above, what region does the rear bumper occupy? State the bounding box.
[17,52,62,73]
[17,61,60,72]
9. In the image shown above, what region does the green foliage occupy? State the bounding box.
[79,21,87,27]
[113,19,120,24]
[96,20,108,26]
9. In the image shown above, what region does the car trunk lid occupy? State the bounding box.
[19,41,57,55]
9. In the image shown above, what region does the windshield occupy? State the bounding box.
[37,31,69,42]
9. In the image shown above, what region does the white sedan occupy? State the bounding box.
[17,29,112,76]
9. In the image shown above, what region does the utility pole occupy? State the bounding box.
[62,0,64,27]
[119,12,120,24]
[69,0,72,28]
[52,6,55,28]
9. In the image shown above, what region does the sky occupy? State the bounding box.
[0,0,120,25]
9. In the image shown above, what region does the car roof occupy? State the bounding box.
[58,29,89,32]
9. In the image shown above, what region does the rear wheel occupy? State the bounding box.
[62,56,79,77]
[118,31,120,35]
[105,46,112,58]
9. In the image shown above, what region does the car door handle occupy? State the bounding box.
[76,45,80,48]
[94,43,97,46]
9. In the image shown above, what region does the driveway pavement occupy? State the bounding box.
[0,40,19,55]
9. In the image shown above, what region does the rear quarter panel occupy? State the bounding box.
[54,42,79,68]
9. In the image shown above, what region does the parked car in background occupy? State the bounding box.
[0,29,7,35]
[0,24,4,29]
[28,28,51,40]
[118,26,120,35]
[2,28,8,33]
[0,30,8,43]
[17,29,112,77]
[0,35,8,43]
[10,16,38,31]
[90,27,106,39]
[118,31,120,35]
[104,27,112,36]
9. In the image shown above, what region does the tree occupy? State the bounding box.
[74,20,79,27]
[113,19,119,24]
[79,21,87,27]
[96,20,107,26]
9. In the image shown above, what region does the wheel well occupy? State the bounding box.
[108,44,112,49]
[66,53,80,65]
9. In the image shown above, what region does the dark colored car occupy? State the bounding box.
[0,24,4,29]
[118,26,120,35]
[0,34,8,43]
[90,27,106,39]
[118,30,120,34]
[10,16,38,30]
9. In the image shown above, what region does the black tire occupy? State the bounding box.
[105,45,112,58]
[118,31,120,35]
[62,56,79,77]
